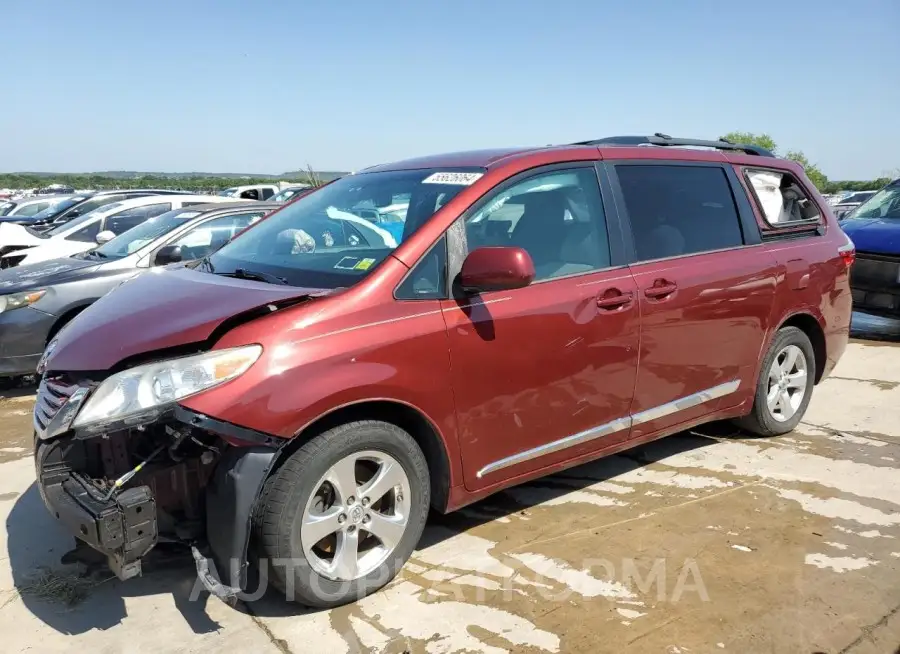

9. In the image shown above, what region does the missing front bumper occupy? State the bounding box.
[37,455,158,581]
[34,414,280,600]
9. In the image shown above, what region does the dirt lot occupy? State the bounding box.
[1,339,899,654]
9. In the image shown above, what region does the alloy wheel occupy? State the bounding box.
[300,450,411,581]
[766,344,808,422]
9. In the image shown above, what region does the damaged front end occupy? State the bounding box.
[33,373,280,604]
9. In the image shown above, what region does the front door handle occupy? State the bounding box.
[596,289,634,310]
[644,280,678,299]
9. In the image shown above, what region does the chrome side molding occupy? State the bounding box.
[475,379,740,479]
[630,379,740,426]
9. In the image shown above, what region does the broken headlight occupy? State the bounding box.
[72,345,262,430]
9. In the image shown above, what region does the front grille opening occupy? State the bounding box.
[33,376,78,431]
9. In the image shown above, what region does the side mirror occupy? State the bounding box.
[153,244,183,266]
[95,230,115,245]
[459,246,535,294]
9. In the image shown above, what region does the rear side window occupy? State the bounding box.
[616,165,743,262]
[260,188,275,200]
[65,194,124,218]
[105,203,172,234]
[14,202,50,217]
[745,168,820,226]
[167,212,264,261]
[68,220,101,243]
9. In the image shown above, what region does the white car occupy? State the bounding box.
[0,195,75,220]
[0,195,233,268]
[217,184,279,200]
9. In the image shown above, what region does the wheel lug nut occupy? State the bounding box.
[338,513,347,524]
[362,497,369,507]
[347,496,355,505]
[347,525,356,533]
[363,514,371,524]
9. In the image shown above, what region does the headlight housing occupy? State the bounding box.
[0,289,46,314]
[72,345,262,430]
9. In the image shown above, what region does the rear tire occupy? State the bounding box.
[253,420,430,608]
[736,326,815,436]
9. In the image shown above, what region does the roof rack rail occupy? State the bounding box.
[572,133,775,157]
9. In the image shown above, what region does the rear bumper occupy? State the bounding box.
[0,307,55,377]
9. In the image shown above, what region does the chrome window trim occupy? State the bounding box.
[475,379,740,479]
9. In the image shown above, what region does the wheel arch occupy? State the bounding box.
[274,399,453,512]
[776,311,827,384]
[46,303,93,344]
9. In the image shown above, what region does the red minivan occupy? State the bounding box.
[33,135,853,607]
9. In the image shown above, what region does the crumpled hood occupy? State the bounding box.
[840,218,900,256]
[46,266,329,372]
[0,222,44,248]
[0,257,100,293]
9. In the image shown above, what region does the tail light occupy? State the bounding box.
[838,238,856,268]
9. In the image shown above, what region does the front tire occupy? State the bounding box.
[253,420,430,608]
[736,326,815,436]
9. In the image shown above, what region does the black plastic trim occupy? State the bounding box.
[574,134,775,157]
[173,405,282,447]
[204,445,280,590]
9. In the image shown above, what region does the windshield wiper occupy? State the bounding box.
[225,268,289,285]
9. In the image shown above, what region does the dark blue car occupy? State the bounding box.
[839,178,900,330]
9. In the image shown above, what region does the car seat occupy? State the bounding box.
[508,191,569,271]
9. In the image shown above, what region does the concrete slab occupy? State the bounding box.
[1,340,898,653]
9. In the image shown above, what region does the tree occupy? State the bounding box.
[720,132,777,153]
[783,151,828,191]
[720,132,828,191]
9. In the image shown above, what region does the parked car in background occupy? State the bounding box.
[0,194,76,221]
[270,185,313,203]
[840,178,900,325]
[217,184,279,200]
[0,195,232,268]
[0,202,275,380]
[832,190,877,219]
[32,134,852,609]
[23,189,196,232]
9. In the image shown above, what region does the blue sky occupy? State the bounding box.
[1,0,897,179]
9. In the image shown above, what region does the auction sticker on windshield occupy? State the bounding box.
[422,172,484,185]
[334,256,361,270]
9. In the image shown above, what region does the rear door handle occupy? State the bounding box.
[596,289,634,310]
[644,280,678,299]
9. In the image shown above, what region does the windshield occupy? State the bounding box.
[204,168,483,287]
[846,182,900,220]
[0,202,14,216]
[93,209,201,259]
[47,202,123,236]
[29,197,84,220]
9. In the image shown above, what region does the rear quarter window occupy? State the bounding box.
[742,167,823,239]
